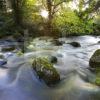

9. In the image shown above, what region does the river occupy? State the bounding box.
[0,35,100,100]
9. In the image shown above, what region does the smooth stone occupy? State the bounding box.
[68,42,81,47]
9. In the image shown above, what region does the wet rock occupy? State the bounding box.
[98,41,100,43]
[49,56,57,64]
[89,49,100,68]
[89,49,100,86]
[0,60,7,65]
[52,40,64,46]
[0,54,4,59]
[32,57,60,86]
[68,42,81,47]
[16,37,24,42]
[0,54,7,65]
[2,45,15,52]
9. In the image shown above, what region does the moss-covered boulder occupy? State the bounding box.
[89,49,100,68]
[32,57,60,86]
[68,42,81,47]
[89,49,100,86]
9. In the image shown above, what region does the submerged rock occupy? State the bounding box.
[89,49,100,68]
[68,42,81,47]
[32,57,60,86]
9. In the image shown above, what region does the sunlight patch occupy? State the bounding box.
[40,9,48,19]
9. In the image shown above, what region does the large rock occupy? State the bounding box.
[68,42,81,47]
[32,57,60,86]
[89,49,100,86]
[89,49,100,68]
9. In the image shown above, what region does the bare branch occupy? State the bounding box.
[52,8,59,15]
[42,0,47,9]
[94,0,100,11]
[53,0,66,9]
[52,0,66,15]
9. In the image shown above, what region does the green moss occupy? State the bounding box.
[94,68,100,86]
[89,50,100,86]
[93,49,100,56]
[89,49,100,68]
[32,57,60,86]
[95,72,100,86]
[34,58,57,73]
[16,51,23,56]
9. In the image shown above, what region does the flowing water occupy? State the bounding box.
[0,35,100,100]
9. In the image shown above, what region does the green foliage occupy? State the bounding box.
[92,15,100,35]
[0,13,13,37]
[22,0,41,24]
[0,12,23,38]
[32,57,60,86]
[95,15,100,25]
[53,9,94,36]
[0,0,6,12]
[0,0,100,38]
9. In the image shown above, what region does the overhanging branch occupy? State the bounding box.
[53,0,66,10]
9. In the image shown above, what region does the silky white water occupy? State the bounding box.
[0,35,100,100]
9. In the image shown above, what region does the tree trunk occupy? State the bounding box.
[0,0,6,12]
[46,0,53,36]
[10,0,22,27]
